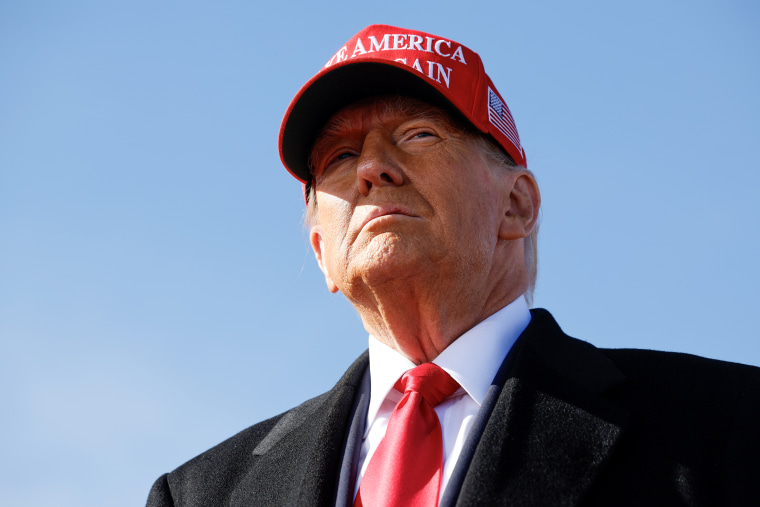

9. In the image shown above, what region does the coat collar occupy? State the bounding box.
[454,309,630,506]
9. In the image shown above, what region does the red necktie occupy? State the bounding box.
[355,363,460,507]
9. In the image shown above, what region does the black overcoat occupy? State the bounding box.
[147,309,760,506]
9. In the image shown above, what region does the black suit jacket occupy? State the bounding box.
[147,309,760,506]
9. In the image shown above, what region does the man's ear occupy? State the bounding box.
[499,171,541,241]
[309,225,340,293]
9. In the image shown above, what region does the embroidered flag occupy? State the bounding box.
[487,87,522,156]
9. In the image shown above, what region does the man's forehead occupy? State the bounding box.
[311,96,459,151]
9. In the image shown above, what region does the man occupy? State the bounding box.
[147,25,760,506]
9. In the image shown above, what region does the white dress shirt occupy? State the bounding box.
[353,296,532,502]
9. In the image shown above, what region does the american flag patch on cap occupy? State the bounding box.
[487,87,522,156]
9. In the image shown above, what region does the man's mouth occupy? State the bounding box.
[360,206,417,230]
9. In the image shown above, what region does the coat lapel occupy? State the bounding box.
[455,310,630,507]
[230,352,369,506]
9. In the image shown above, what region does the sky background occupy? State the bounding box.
[1,1,758,505]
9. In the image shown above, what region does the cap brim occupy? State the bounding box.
[279,61,466,183]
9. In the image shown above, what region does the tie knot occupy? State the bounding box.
[394,363,460,407]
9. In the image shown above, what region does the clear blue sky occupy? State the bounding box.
[1,1,758,505]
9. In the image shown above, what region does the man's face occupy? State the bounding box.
[308,96,518,297]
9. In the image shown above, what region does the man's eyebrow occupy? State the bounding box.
[309,121,352,172]
[312,118,352,155]
[314,107,451,146]
[308,102,463,172]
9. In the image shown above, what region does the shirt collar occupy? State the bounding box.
[365,296,531,427]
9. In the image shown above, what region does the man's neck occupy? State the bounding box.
[352,276,528,364]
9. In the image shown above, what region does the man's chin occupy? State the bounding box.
[356,261,438,294]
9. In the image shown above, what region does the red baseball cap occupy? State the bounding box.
[279,24,526,190]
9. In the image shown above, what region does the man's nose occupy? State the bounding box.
[356,132,405,197]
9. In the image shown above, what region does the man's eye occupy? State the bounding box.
[328,152,353,165]
[322,151,354,171]
[405,130,438,142]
